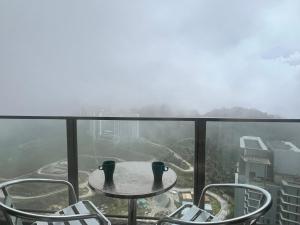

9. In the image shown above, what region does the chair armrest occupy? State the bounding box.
[0,178,77,205]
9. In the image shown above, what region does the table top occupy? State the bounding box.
[88,161,177,199]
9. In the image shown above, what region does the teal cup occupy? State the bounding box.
[99,160,115,182]
[152,161,168,182]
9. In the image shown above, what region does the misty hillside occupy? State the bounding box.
[135,105,281,119]
[202,107,281,119]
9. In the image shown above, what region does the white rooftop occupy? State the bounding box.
[282,141,300,152]
[243,157,271,165]
[240,136,268,151]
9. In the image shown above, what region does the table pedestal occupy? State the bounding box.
[128,199,137,225]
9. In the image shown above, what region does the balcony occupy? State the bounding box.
[0,116,300,225]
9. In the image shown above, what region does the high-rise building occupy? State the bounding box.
[80,108,140,142]
[279,179,300,225]
[236,136,300,225]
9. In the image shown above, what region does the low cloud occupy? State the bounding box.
[0,1,300,117]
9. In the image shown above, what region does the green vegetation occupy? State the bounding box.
[209,196,221,215]
[172,167,193,188]
[169,138,194,165]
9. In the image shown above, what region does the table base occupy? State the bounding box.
[128,199,137,225]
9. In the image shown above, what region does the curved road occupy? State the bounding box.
[142,138,193,173]
[206,191,230,220]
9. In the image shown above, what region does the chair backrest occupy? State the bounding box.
[157,183,272,225]
[0,178,78,225]
[198,183,272,225]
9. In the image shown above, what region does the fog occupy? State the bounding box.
[1,1,300,117]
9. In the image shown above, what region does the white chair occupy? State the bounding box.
[157,183,272,225]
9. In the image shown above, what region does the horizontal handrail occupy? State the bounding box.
[0,115,300,122]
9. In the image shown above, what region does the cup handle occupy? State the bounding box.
[99,166,103,170]
[164,166,169,171]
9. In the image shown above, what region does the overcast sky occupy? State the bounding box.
[1,1,300,117]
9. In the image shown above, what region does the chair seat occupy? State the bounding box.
[33,201,104,225]
[180,205,213,222]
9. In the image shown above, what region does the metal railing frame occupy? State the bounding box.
[1,115,300,219]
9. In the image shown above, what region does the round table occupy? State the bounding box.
[88,161,177,225]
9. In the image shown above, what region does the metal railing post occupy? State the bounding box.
[66,118,79,203]
[194,119,206,206]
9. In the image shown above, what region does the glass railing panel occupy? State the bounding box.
[77,120,194,217]
[0,119,68,212]
[205,121,300,225]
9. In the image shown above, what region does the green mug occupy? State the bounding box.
[152,161,168,182]
[99,160,115,182]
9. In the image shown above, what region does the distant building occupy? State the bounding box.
[81,109,140,142]
[236,136,300,225]
[182,193,193,201]
[239,136,272,183]
[269,141,300,177]
[179,191,194,204]
[279,179,300,225]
